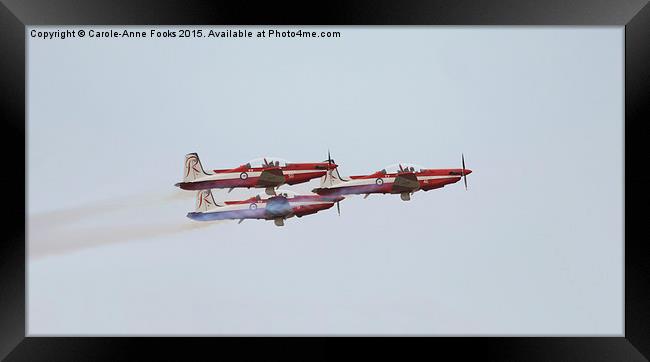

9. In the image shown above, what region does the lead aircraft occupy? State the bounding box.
[313,155,472,201]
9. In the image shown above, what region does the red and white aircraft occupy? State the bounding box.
[187,189,344,226]
[175,152,338,195]
[313,155,472,201]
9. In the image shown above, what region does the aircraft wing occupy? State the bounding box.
[391,173,420,193]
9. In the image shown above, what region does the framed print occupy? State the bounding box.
[1,0,649,360]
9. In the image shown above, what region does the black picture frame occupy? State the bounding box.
[2,1,648,360]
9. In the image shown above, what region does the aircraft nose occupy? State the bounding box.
[463,169,472,175]
[334,196,345,202]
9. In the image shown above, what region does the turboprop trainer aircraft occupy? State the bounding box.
[175,152,338,195]
[312,155,472,201]
[187,189,344,226]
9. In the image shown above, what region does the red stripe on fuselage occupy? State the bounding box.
[348,168,470,179]
[211,162,336,174]
[314,183,393,196]
[224,195,340,205]
[179,171,327,190]
[176,177,260,191]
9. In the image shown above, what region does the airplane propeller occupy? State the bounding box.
[461,153,468,190]
[324,149,335,166]
[336,200,340,216]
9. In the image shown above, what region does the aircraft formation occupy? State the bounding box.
[175,152,472,227]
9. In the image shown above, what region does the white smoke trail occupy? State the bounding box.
[28,189,220,260]
[29,220,217,259]
[29,190,190,230]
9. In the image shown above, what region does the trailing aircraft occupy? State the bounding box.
[175,152,338,195]
[187,189,344,227]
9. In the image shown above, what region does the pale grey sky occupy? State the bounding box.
[27,26,623,335]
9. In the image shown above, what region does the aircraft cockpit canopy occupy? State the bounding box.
[382,163,423,174]
[245,157,290,168]
[254,189,297,200]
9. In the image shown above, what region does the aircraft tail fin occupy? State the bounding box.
[195,189,219,212]
[320,168,347,188]
[183,152,209,182]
